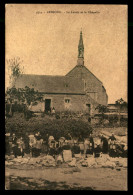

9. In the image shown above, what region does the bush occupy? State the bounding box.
[55,114,60,119]
[5,114,93,140]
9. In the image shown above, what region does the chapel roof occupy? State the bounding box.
[14,74,85,94]
[66,64,103,84]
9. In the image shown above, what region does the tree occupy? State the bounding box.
[115,98,127,107]
[95,104,108,125]
[6,57,24,87]
[5,86,42,105]
[115,98,128,126]
[5,57,43,118]
[5,86,43,118]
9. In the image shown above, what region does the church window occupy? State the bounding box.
[65,99,70,103]
[65,83,69,87]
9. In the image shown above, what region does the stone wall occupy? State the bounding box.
[30,101,44,112]
[40,94,99,115]
[66,65,108,106]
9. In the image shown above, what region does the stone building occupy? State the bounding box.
[14,31,108,115]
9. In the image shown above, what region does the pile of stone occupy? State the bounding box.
[68,158,77,167]
[5,155,56,167]
[41,155,56,167]
[5,151,127,169]
[79,154,127,169]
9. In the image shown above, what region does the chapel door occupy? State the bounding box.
[45,99,51,113]
[86,104,91,115]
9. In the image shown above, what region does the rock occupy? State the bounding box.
[5,161,13,166]
[20,158,29,164]
[107,157,127,168]
[36,157,42,164]
[74,153,82,158]
[24,153,32,158]
[86,157,97,167]
[107,157,119,162]
[36,164,42,167]
[12,157,23,163]
[86,154,93,158]
[118,158,127,168]
[28,158,38,165]
[95,154,109,167]
[17,156,23,159]
[95,158,104,165]
[40,153,46,157]
[7,155,15,160]
[68,158,77,167]
[100,153,109,159]
[56,155,63,164]
[5,155,9,160]
[81,161,88,167]
[41,155,56,167]
[117,162,123,167]
[102,161,116,168]
[124,144,127,151]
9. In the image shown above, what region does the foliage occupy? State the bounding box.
[108,115,118,126]
[5,114,93,140]
[6,57,24,86]
[55,114,60,119]
[5,86,43,105]
[95,104,108,114]
[115,98,127,126]
[95,104,108,125]
[115,98,127,110]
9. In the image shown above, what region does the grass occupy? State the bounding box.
[9,176,94,190]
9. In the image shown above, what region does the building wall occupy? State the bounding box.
[66,66,108,106]
[30,101,44,112]
[37,94,99,115]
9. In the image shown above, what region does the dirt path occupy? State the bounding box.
[6,166,127,191]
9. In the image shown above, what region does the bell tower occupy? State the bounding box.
[77,30,84,66]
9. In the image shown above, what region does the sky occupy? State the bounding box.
[5,4,127,104]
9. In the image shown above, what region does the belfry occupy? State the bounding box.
[77,30,84,66]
